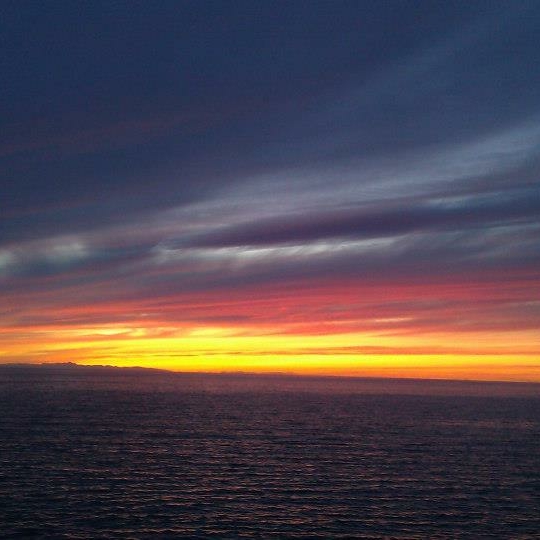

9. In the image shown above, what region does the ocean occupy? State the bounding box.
[1,366,539,539]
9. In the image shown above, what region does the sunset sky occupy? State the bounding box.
[1,1,539,381]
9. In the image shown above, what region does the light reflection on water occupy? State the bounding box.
[0,370,539,538]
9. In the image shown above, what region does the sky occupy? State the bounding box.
[1,0,539,381]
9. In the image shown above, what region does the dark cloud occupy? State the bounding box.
[175,187,540,248]
[2,1,540,243]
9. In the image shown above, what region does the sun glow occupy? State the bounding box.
[2,315,538,382]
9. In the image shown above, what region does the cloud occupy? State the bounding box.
[171,187,539,249]
[3,2,540,247]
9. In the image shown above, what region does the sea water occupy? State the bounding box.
[1,368,539,538]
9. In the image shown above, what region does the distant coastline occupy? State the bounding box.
[1,362,539,397]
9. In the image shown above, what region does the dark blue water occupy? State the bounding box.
[1,368,539,538]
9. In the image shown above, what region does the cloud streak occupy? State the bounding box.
[174,188,539,249]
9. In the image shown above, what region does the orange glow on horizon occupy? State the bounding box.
[1,275,538,383]
[2,316,539,382]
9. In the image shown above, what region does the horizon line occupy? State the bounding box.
[2,361,539,386]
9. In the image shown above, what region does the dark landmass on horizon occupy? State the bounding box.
[1,362,539,397]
